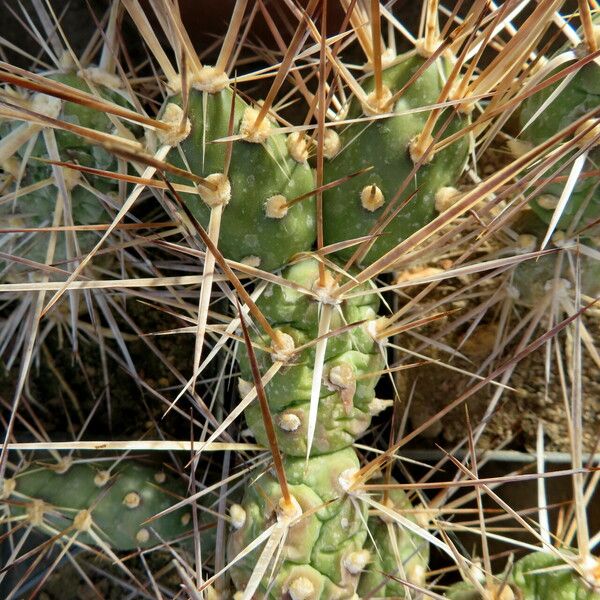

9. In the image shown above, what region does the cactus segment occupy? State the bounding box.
[237,259,385,456]
[445,552,600,599]
[4,460,214,551]
[163,88,316,272]
[510,552,600,600]
[1,73,136,277]
[357,478,429,598]
[517,36,600,233]
[322,53,470,266]
[227,447,368,599]
[510,250,600,306]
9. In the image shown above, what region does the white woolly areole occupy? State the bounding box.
[287,576,315,600]
[74,509,93,532]
[59,166,82,191]
[579,554,600,591]
[327,363,355,390]
[157,102,191,145]
[2,157,20,178]
[1,478,16,499]
[338,467,360,494]
[229,503,247,529]
[516,234,537,253]
[362,85,393,116]
[343,549,371,574]
[136,528,150,543]
[575,118,600,148]
[368,398,394,415]
[277,494,302,521]
[94,470,110,487]
[271,330,295,363]
[193,66,229,93]
[27,499,46,526]
[78,67,123,90]
[199,172,231,208]
[265,194,288,219]
[363,48,396,71]
[287,131,309,163]
[31,93,62,119]
[366,317,388,343]
[123,491,141,508]
[507,138,534,158]
[278,412,302,432]
[415,36,440,58]
[360,184,385,212]
[407,562,426,586]
[536,194,560,210]
[409,133,435,164]
[551,230,569,248]
[323,128,341,159]
[154,471,166,484]
[311,270,340,306]
[240,255,261,267]
[239,106,271,143]
[435,186,460,213]
[238,378,253,398]
[52,456,73,474]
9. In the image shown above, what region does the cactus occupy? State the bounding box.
[2,458,214,551]
[237,258,386,456]
[323,52,470,265]
[516,27,600,235]
[1,71,137,278]
[357,477,429,598]
[3,1,600,599]
[228,448,369,599]
[445,552,600,599]
[162,84,316,272]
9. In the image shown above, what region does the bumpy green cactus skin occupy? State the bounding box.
[0,73,138,277]
[238,258,385,456]
[1,73,134,274]
[358,478,429,598]
[228,448,368,599]
[445,552,600,599]
[323,53,469,266]
[511,552,599,600]
[518,44,600,233]
[5,460,213,551]
[165,88,316,272]
[510,251,600,305]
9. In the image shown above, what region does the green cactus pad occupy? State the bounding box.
[162,87,315,272]
[510,552,600,600]
[517,35,600,233]
[3,459,215,551]
[357,477,429,598]
[227,447,368,599]
[237,258,386,456]
[510,248,600,305]
[1,72,136,277]
[444,552,600,599]
[322,52,469,266]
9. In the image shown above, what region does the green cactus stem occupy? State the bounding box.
[1,72,137,277]
[357,477,429,598]
[445,552,600,599]
[322,52,469,266]
[2,459,215,552]
[517,25,600,234]
[160,82,316,272]
[237,258,388,457]
[227,447,369,599]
